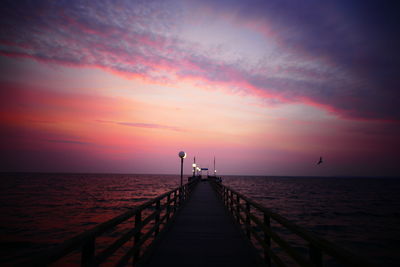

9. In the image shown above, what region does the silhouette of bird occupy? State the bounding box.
[317,157,323,165]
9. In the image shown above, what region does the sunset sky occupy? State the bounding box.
[1,0,399,176]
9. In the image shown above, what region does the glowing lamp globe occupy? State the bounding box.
[178,151,186,159]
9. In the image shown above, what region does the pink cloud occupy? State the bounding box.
[96,120,184,132]
[1,0,399,124]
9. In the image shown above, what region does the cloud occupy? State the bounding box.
[1,0,399,121]
[97,120,184,132]
[45,139,93,145]
[193,0,400,121]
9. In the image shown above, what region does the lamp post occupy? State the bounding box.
[178,151,186,187]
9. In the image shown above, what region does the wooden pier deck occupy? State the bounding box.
[142,181,259,267]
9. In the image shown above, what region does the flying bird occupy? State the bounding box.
[317,157,323,165]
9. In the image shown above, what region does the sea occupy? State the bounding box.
[0,173,399,266]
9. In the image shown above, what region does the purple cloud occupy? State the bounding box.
[1,0,399,121]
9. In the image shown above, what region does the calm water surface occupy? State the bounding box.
[1,173,399,265]
[223,176,400,266]
[0,173,180,265]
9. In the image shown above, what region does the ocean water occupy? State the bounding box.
[1,174,399,265]
[222,176,400,266]
[0,173,181,265]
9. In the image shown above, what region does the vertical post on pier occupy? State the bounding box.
[180,157,184,187]
[166,194,171,222]
[133,210,142,265]
[229,190,234,213]
[178,151,186,187]
[81,235,95,267]
[173,190,178,212]
[224,187,227,206]
[236,194,240,223]
[155,200,161,237]
[309,243,323,267]
[264,212,271,267]
[178,151,186,207]
[245,202,251,239]
[225,188,228,207]
[178,187,183,207]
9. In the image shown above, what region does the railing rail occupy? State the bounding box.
[210,181,373,267]
[27,178,199,266]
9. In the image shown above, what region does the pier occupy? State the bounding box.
[28,178,372,267]
[143,180,258,267]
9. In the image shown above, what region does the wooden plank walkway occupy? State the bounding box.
[142,181,259,267]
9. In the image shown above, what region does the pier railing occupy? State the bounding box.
[210,180,372,267]
[28,178,199,266]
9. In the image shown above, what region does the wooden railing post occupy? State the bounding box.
[166,194,171,222]
[228,190,231,212]
[309,243,323,267]
[184,185,187,201]
[229,190,234,214]
[224,187,227,206]
[173,190,178,212]
[264,212,271,267]
[236,194,240,223]
[217,183,222,195]
[226,188,229,207]
[81,235,95,267]
[178,187,182,207]
[226,188,229,208]
[245,202,251,239]
[133,210,142,265]
[155,200,161,237]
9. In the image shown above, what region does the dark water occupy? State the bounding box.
[0,173,181,265]
[222,176,400,266]
[1,174,399,265]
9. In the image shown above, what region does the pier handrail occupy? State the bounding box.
[27,178,199,266]
[210,180,373,267]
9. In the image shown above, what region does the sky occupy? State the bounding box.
[0,0,399,176]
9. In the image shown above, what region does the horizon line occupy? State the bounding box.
[0,171,398,179]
